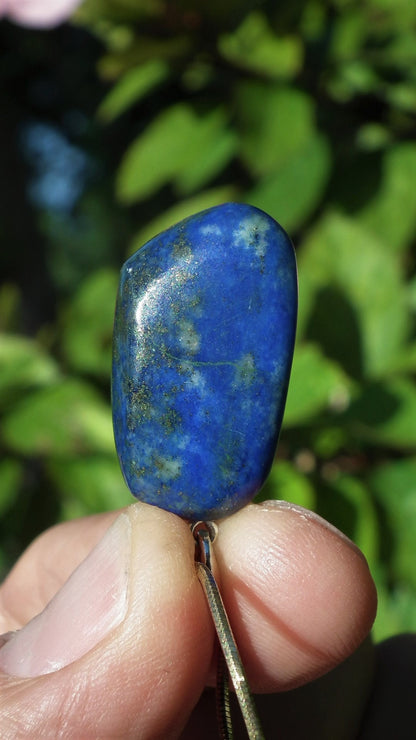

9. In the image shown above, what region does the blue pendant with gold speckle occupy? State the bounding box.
[112,203,297,520]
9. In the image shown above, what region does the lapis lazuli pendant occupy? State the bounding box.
[112,203,297,520]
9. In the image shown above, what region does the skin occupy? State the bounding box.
[0,499,407,739]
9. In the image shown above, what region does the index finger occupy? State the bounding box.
[215,500,377,691]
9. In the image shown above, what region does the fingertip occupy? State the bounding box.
[215,502,377,691]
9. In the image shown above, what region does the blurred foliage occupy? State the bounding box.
[1,0,416,643]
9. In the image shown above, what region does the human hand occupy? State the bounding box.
[0,501,378,738]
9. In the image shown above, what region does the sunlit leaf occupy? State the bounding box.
[338,60,380,94]
[2,380,114,456]
[380,28,416,68]
[370,458,416,589]
[174,108,237,195]
[312,425,348,459]
[357,143,416,252]
[236,82,315,177]
[97,59,169,122]
[117,104,235,203]
[298,212,409,376]
[218,11,303,80]
[248,134,331,231]
[61,268,118,377]
[98,34,191,79]
[356,123,392,151]
[385,83,416,113]
[48,456,130,518]
[257,459,316,510]
[331,475,379,568]
[372,581,416,642]
[329,8,366,62]
[348,378,416,450]
[284,343,353,427]
[117,104,193,202]
[0,334,60,409]
[176,134,237,196]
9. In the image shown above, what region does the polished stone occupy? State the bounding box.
[112,203,297,520]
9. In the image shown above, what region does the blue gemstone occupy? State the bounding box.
[112,203,297,520]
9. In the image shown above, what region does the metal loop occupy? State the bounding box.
[192,521,265,740]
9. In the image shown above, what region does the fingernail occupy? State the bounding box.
[257,499,366,559]
[0,513,130,677]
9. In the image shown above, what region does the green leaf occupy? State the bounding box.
[96,31,191,80]
[356,123,392,151]
[117,104,193,203]
[61,268,118,378]
[329,8,366,62]
[380,28,416,69]
[218,11,303,80]
[374,342,416,375]
[312,426,348,459]
[2,379,114,457]
[298,212,409,377]
[257,459,316,510]
[174,108,237,196]
[116,104,235,203]
[336,60,380,95]
[372,581,416,643]
[247,134,331,232]
[0,334,60,409]
[128,186,237,254]
[97,60,169,122]
[0,283,20,332]
[284,343,353,427]
[385,82,416,113]
[370,458,416,589]
[348,378,416,450]
[331,475,379,568]
[357,143,416,252]
[0,459,23,516]
[236,82,315,177]
[48,456,130,518]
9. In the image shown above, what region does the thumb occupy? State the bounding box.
[0,504,214,738]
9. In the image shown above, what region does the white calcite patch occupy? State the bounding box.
[177,319,200,354]
[185,368,207,394]
[200,224,222,237]
[233,353,256,388]
[154,454,182,482]
[233,214,270,258]
[138,440,157,464]
[176,433,192,451]
[240,393,263,418]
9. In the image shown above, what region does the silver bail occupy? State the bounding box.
[191,521,265,740]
